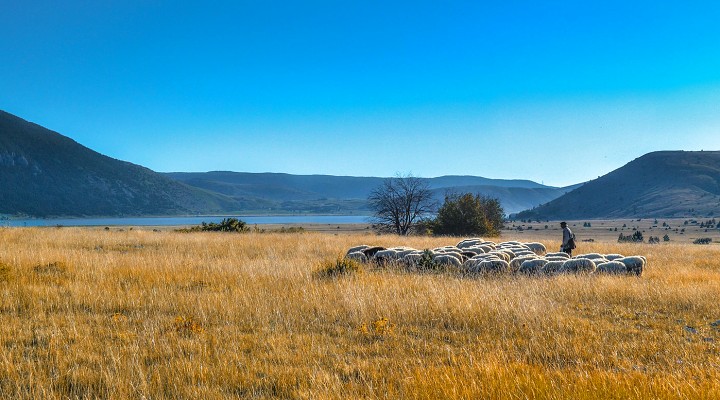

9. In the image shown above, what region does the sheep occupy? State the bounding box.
[476,245,495,253]
[618,256,646,276]
[395,248,419,258]
[573,253,604,260]
[346,245,370,255]
[434,252,464,263]
[345,251,368,263]
[471,254,503,262]
[541,260,565,275]
[489,251,511,262]
[461,251,479,259]
[495,249,516,259]
[471,259,511,274]
[524,242,547,255]
[461,247,484,255]
[457,239,483,248]
[545,252,570,259]
[510,255,538,272]
[362,246,386,258]
[462,259,478,270]
[512,251,536,258]
[353,239,646,279]
[433,254,462,268]
[545,256,571,262]
[594,261,628,275]
[373,249,401,265]
[559,258,596,274]
[434,247,463,255]
[519,259,548,275]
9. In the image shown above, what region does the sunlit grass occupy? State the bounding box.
[0,227,718,398]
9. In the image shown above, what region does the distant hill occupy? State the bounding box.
[515,151,720,220]
[0,110,239,217]
[165,172,576,214]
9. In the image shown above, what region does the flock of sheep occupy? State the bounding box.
[345,238,646,276]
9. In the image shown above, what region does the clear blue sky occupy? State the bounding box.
[2,1,719,186]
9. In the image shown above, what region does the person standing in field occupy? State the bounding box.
[560,221,576,256]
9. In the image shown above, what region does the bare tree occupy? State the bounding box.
[368,174,436,235]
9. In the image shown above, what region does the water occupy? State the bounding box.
[2,215,372,227]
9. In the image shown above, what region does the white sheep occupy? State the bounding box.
[509,255,538,272]
[618,256,646,276]
[524,242,547,256]
[604,254,625,261]
[541,260,565,275]
[345,251,368,263]
[457,239,483,249]
[594,261,628,275]
[559,258,596,274]
[545,252,570,259]
[346,245,371,255]
[472,259,511,274]
[573,253,604,260]
[434,254,462,268]
[373,249,400,264]
[362,246,386,258]
[519,259,548,275]
[489,251,511,262]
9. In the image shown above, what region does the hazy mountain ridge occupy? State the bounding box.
[165,172,574,214]
[515,151,720,219]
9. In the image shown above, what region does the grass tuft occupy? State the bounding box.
[314,256,362,279]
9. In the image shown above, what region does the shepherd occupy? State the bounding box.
[560,221,576,256]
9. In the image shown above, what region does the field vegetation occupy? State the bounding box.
[0,227,718,398]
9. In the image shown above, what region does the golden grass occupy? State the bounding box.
[0,227,718,399]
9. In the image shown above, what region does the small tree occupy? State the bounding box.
[368,174,436,235]
[431,193,504,236]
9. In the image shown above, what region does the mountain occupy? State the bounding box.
[0,110,240,217]
[165,172,576,214]
[515,151,720,220]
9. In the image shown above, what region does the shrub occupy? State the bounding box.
[693,238,712,245]
[416,249,441,271]
[618,230,644,243]
[314,257,361,278]
[431,193,504,236]
[181,218,249,233]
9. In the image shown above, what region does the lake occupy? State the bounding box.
[2,215,372,227]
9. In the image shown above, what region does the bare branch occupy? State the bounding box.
[368,173,437,235]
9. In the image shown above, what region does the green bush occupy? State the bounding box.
[431,193,504,236]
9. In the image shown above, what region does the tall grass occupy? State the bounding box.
[0,227,718,399]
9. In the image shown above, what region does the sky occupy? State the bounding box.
[1,1,720,186]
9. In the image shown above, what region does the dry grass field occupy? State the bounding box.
[0,226,718,399]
